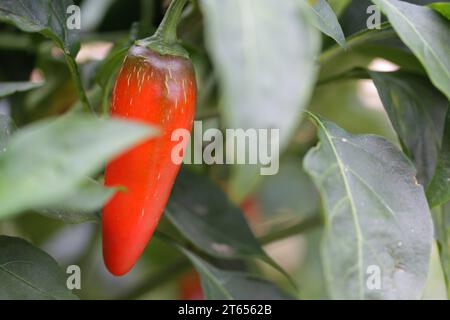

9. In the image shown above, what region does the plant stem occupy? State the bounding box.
[64,54,94,114]
[102,75,115,116]
[136,0,189,58]
[118,257,191,300]
[258,215,322,245]
[154,0,188,44]
[319,22,395,64]
[139,0,156,38]
[316,68,370,87]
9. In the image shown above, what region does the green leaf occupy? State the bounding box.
[96,46,129,114]
[200,0,321,198]
[0,81,44,98]
[166,169,290,281]
[96,46,129,89]
[369,71,449,185]
[421,240,448,299]
[307,0,346,47]
[167,169,266,259]
[2,115,112,224]
[430,2,450,21]
[432,203,450,297]
[0,115,158,219]
[319,22,395,65]
[179,247,292,300]
[0,235,77,299]
[427,110,450,208]
[0,0,80,56]
[304,113,433,299]
[371,0,450,100]
[37,177,114,223]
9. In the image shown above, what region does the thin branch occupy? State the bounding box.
[258,215,322,245]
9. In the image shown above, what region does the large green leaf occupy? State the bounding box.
[0,236,77,299]
[200,0,321,199]
[427,110,450,208]
[167,169,265,259]
[430,2,450,21]
[0,81,44,98]
[200,0,320,147]
[0,115,157,219]
[180,247,291,300]
[0,0,79,56]
[369,71,449,185]
[307,0,346,47]
[166,169,288,278]
[304,114,433,299]
[371,0,450,100]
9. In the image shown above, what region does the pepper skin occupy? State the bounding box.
[102,45,196,275]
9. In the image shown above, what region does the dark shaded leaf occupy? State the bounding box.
[427,110,450,208]
[0,235,77,299]
[372,0,450,100]
[180,247,292,300]
[0,0,80,56]
[167,169,265,259]
[166,169,291,282]
[369,71,449,184]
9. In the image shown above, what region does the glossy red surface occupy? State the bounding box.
[103,45,196,275]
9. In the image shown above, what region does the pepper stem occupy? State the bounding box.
[136,0,189,58]
[154,0,188,44]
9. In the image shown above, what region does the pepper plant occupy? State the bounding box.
[0,0,449,300]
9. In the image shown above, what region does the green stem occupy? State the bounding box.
[258,215,322,245]
[117,257,191,300]
[319,22,395,64]
[317,68,371,87]
[64,54,94,114]
[139,0,156,38]
[154,0,187,44]
[136,0,189,58]
[102,75,116,116]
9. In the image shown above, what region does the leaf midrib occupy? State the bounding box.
[314,117,365,299]
[379,0,450,87]
[0,262,56,299]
